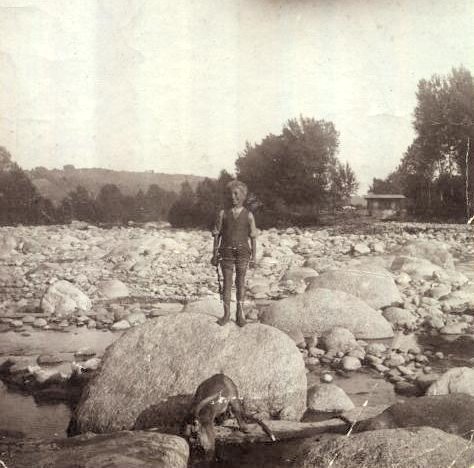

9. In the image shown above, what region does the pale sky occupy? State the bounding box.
[1,0,473,193]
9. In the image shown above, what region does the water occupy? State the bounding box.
[0,327,119,357]
[0,386,70,439]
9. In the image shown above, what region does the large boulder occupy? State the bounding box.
[281,267,319,284]
[40,280,91,315]
[320,327,358,353]
[426,367,474,396]
[306,267,401,309]
[292,427,474,467]
[307,384,355,412]
[390,256,443,281]
[439,284,474,313]
[73,313,306,433]
[182,296,235,320]
[97,279,129,299]
[396,240,455,270]
[352,394,474,437]
[1,431,189,468]
[0,233,17,258]
[260,289,393,339]
[382,307,417,329]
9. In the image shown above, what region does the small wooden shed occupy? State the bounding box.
[364,193,407,219]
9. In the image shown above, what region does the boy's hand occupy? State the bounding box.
[249,257,256,269]
[211,255,219,267]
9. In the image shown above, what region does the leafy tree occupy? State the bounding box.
[329,161,359,209]
[369,172,402,194]
[61,185,98,222]
[0,147,57,225]
[398,67,473,218]
[235,116,358,225]
[236,117,341,211]
[168,181,196,227]
[96,184,127,223]
[144,184,177,220]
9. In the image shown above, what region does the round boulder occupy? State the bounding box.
[182,297,236,320]
[426,367,474,396]
[97,279,129,299]
[40,280,91,316]
[396,240,455,270]
[281,267,319,284]
[320,327,358,354]
[382,307,417,329]
[292,427,474,467]
[306,267,401,310]
[73,313,307,433]
[260,288,393,339]
[307,383,355,412]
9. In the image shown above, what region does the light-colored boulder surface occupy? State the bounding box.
[439,284,474,313]
[40,280,91,315]
[426,367,474,396]
[396,240,455,270]
[391,256,443,281]
[0,234,17,258]
[293,427,474,468]
[382,307,417,328]
[97,279,129,299]
[260,288,393,339]
[353,394,474,437]
[0,431,189,468]
[73,313,307,433]
[281,267,319,284]
[320,327,358,353]
[306,267,401,309]
[181,296,235,320]
[307,384,355,412]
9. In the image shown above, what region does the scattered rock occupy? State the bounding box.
[260,288,394,339]
[382,307,416,329]
[0,431,189,468]
[97,279,130,299]
[307,383,355,412]
[427,367,474,396]
[306,267,402,310]
[320,327,358,354]
[341,356,361,371]
[40,280,91,316]
[293,427,474,467]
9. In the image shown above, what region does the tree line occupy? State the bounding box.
[370,66,474,221]
[0,115,360,228]
[0,147,179,226]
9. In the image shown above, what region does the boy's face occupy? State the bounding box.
[230,188,245,207]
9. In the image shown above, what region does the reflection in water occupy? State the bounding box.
[0,386,71,439]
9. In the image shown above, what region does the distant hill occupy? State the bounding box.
[26,166,206,204]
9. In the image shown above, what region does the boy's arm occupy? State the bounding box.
[211,210,224,262]
[248,212,258,266]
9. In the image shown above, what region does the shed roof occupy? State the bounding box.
[364,193,406,199]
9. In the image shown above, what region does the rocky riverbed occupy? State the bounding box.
[1,221,474,467]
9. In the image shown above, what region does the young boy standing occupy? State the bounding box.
[211,180,257,327]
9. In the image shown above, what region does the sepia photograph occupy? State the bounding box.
[1,0,474,466]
